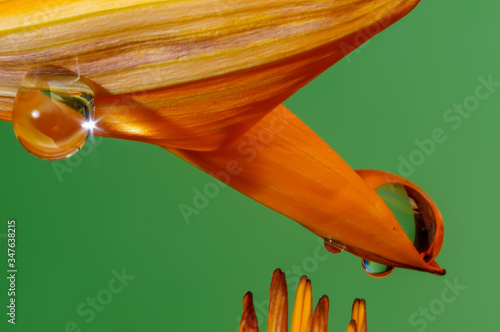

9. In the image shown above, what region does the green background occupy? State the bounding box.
[1,1,498,331]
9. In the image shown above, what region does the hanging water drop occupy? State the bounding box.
[375,183,436,255]
[360,181,438,278]
[361,259,394,278]
[12,66,95,160]
[324,238,345,254]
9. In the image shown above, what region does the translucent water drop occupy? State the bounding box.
[361,259,394,278]
[361,182,437,277]
[324,238,345,254]
[12,66,95,160]
[375,183,436,255]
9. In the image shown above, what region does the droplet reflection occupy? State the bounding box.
[324,238,345,254]
[12,66,95,160]
[362,182,437,277]
[361,259,394,278]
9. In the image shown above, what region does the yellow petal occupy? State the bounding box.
[290,276,312,332]
[351,299,359,322]
[346,320,357,332]
[301,280,313,332]
[351,299,367,332]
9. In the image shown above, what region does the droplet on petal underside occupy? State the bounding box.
[12,66,95,160]
[324,238,346,254]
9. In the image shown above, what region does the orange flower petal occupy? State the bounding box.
[301,280,313,332]
[346,320,358,332]
[239,292,259,332]
[240,270,334,332]
[351,299,367,332]
[0,0,444,275]
[1,0,421,151]
[169,104,445,275]
[311,295,329,332]
[290,276,312,332]
[356,170,445,273]
[267,269,288,332]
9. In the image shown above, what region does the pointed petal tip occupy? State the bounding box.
[354,169,445,276]
[312,295,329,332]
[430,266,447,276]
[298,275,308,284]
[421,259,446,276]
[270,268,286,285]
[268,267,289,332]
[240,291,258,332]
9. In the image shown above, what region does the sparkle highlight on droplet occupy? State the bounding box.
[12,66,95,160]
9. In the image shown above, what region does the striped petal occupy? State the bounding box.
[311,296,329,332]
[239,292,259,332]
[350,299,367,332]
[169,104,445,275]
[0,0,445,275]
[1,0,420,151]
[290,276,313,332]
[346,320,358,332]
[267,269,288,332]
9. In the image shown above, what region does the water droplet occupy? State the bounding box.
[361,182,438,278]
[361,259,394,278]
[324,238,345,254]
[375,183,436,255]
[12,66,95,160]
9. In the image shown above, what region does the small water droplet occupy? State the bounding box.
[361,259,394,278]
[12,66,95,160]
[324,238,345,254]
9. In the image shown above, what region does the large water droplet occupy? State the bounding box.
[376,183,436,254]
[12,66,95,160]
[361,182,437,277]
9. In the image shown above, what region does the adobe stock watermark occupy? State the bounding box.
[178,108,295,225]
[51,89,147,182]
[397,74,499,177]
[235,237,330,328]
[339,1,401,64]
[403,278,467,332]
[64,267,136,332]
[52,136,104,183]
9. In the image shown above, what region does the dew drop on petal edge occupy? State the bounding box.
[12,66,95,160]
[362,182,437,277]
[376,183,436,256]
